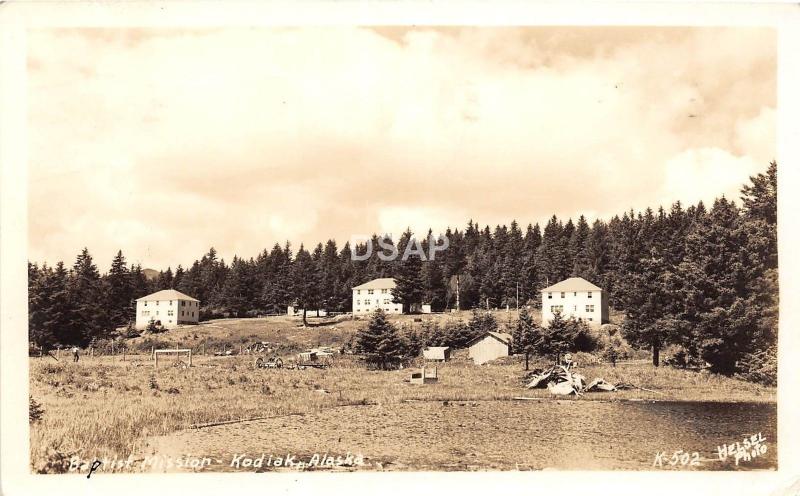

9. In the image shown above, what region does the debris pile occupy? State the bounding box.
[524,365,635,396]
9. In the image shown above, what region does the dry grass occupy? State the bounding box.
[29,340,774,473]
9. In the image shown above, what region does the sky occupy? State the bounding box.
[27,27,776,270]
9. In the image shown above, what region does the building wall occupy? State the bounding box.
[469,336,509,365]
[540,289,607,327]
[136,299,200,329]
[352,287,403,315]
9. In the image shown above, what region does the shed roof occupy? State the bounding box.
[352,278,397,290]
[468,331,512,347]
[540,277,602,293]
[423,346,450,360]
[136,289,199,302]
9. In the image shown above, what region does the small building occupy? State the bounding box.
[287,306,327,317]
[352,278,403,315]
[423,346,450,362]
[540,277,609,327]
[135,289,200,330]
[468,332,512,365]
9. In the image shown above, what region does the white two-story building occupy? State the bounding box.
[352,278,403,315]
[540,277,608,327]
[135,289,200,329]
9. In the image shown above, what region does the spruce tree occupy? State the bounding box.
[356,309,403,369]
[107,250,133,327]
[69,248,109,344]
[392,230,425,313]
[512,307,538,370]
[290,245,318,325]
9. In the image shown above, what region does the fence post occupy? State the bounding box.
[111,341,115,356]
[189,349,193,367]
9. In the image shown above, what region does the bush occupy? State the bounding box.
[735,346,777,386]
[38,362,65,375]
[663,347,706,369]
[573,325,601,352]
[124,324,141,338]
[29,396,44,423]
[146,320,165,334]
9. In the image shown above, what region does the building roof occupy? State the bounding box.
[540,277,602,293]
[352,278,397,290]
[423,346,450,360]
[468,331,512,347]
[136,289,199,302]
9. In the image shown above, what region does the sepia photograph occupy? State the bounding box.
[2,2,799,495]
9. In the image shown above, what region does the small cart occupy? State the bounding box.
[254,356,284,369]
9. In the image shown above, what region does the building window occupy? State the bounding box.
[156,301,159,306]
[573,305,577,311]
[156,311,159,316]
[169,300,173,306]
[573,292,577,296]
[586,305,595,312]
[357,290,360,295]
[381,289,387,294]
[356,300,361,305]
[588,318,593,321]
[551,305,563,313]
[181,301,185,306]
[181,311,184,316]
[142,310,150,316]
[368,289,374,295]
[548,292,552,299]
[191,311,194,317]
[365,299,371,305]
[560,292,565,298]
[167,310,174,316]
[588,292,592,298]
[384,299,390,304]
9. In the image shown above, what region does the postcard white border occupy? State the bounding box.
[2,2,799,495]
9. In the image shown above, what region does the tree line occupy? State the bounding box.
[28,163,777,380]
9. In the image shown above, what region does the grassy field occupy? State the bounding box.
[30,315,775,473]
[122,310,532,355]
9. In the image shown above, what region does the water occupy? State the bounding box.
[501,400,777,470]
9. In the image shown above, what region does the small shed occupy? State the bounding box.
[468,332,512,365]
[423,346,450,362]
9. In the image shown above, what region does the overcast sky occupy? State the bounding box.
[28,27,776,270]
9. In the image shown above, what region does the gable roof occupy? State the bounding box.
[468,331,512,347]
[136,289,199,302]
[352,278,397,290]
[540,277,602,293]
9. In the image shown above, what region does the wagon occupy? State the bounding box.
[289,351,332,370]
[254,356,283,369]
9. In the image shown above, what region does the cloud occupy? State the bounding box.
[661,148,761,207]
[27,27,776,269]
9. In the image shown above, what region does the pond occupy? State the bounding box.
[504,400,777,470]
